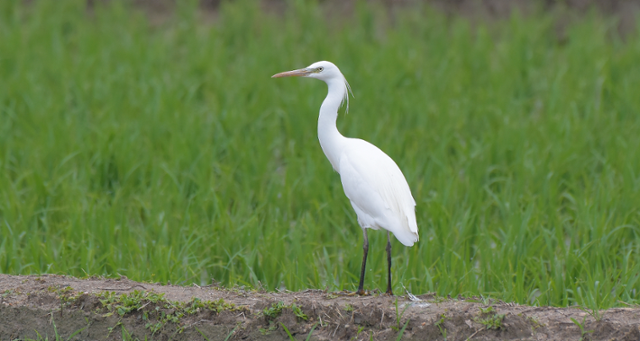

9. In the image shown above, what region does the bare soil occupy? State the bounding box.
[1,275,640,340]
[93,0,640,34]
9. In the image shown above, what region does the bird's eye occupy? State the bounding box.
[317,67,324,72]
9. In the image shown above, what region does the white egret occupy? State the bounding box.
[272,61,418,295]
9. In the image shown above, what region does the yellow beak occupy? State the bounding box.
[271,68,312,78]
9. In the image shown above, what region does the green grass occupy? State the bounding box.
[1,0,640,309]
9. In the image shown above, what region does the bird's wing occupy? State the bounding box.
[338,138,418,244]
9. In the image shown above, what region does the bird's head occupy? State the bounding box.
[271,61,340,81]
[272,61,353,112]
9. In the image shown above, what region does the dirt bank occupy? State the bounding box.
[1,274,640,340]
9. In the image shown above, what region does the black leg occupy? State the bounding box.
[356,229,369,295]
[386,232,393,295]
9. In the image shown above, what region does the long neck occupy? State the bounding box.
[317,77,347,171]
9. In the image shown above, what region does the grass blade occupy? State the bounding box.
[396,319,410,341]
[280,322,297,341]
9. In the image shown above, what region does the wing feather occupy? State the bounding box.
[338,138,418,246]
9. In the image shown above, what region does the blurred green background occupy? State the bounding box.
[1,0,640,309]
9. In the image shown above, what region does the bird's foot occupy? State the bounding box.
[383,289,394,296]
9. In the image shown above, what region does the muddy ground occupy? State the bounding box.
[1,275,640,340]
[85,0,640,35]
[131,0,640,32]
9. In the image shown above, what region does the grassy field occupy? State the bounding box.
[1,0,640,309]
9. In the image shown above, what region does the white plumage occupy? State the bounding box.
[272,61,418,295]
[339,139,418,246]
